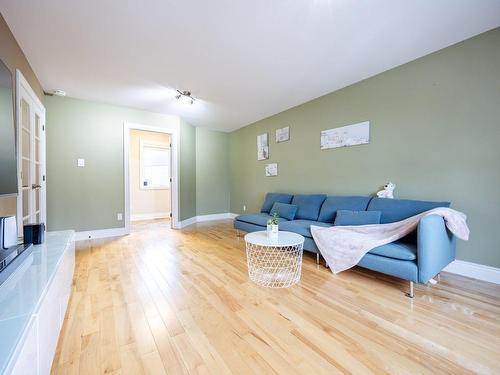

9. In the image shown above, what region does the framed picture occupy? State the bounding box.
[265,163,278,176]
[275,126,290,143]
[320,121,370,150]
[257,133,269,160]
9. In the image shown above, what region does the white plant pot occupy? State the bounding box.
[267,224,279,237]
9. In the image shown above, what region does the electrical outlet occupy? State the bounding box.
[243,205,246,212]
[117,213,123,221]
[77,158,85,167]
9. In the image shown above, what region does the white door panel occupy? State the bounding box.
[16,70,46,237]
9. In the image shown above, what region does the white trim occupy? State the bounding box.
[16,69,45,111]
[131,212,170,221]
[444,260,500,284]
[75,227,128,241]
[178,212,235,228]
[16,69,46,237]
[178,216,197,229]
[124,121,180,233]
[197,213,234,222]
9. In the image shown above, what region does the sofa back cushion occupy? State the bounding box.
[317,196,371,223]
[270,202,298,221]
[367,197,450,223]
[260,192,293,213]
[291,194,327,221]
[334,210,381,226]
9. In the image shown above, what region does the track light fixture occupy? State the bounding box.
[175,90,195,105]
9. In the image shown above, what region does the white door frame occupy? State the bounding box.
[15,69,46,237]
[123,121,180,232]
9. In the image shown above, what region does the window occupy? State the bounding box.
[140,140,170,189]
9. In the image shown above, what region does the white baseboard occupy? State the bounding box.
[444,260,500,284]
[178,212,236,228]
[75,227,128,241]
[131,212,170,221]
[197,213,233,222]
[177,216,197,229]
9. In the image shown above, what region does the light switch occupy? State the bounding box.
[117,213,123,221]
[77,158,85,167]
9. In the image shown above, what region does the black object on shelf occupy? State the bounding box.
[24,223,45,245]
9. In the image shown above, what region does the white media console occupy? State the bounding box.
[0,231,75,375]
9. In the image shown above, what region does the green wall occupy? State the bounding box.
[179,119,197,220]
[0,13,44,216]
[229,28,500,267]
[46,98,229,229]
[46,96,189,230]
[196,127,230,215]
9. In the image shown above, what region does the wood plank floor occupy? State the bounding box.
[51,219,500,375]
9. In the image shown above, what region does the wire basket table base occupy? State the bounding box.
[245,241,304,288]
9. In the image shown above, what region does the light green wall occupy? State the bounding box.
[0,13,44,216]
[196,127,230,215]
[45,97,230,229]
[229,28,500,267]
[0,13,44,102]
[46,96,185,231]
[179,119,197,220]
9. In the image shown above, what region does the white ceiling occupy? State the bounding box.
[1,1,500,131]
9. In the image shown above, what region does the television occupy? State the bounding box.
[0,58,17,197]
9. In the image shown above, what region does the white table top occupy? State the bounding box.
[244,231,304,247]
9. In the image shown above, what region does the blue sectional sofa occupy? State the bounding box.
[234,193,455,297]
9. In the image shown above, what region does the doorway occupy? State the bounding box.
[129,129,171,222]
[124,122,180,232]
[16,70,46,237]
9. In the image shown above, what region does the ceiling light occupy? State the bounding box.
[175,90,195,105]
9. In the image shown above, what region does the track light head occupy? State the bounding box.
[175,90,195,105]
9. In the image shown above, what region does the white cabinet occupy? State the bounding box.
[9,318,38,375]
[37,276,63,375]
[2,232,75,375]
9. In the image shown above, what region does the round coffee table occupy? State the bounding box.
[244,231,305,288]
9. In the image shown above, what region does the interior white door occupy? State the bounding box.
[16,70,46,237]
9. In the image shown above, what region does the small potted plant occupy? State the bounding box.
[267,213,279,237]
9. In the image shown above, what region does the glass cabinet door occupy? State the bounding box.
[16,71,46,237]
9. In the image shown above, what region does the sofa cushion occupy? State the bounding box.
[280,219,332,238]
[260,193,294,213]
[367,197,450,224]
[318,196,371,223]
[235,213,288,227]
[291,194,327,221]
[270,202,298,221]
[368,241,417,261]
[334,210,381,226]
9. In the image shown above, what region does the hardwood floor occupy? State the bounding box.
[51,219,500,375]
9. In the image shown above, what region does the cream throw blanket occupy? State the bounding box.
[310,207,469,274]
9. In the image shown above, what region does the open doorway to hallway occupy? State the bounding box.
[128,129,172,225]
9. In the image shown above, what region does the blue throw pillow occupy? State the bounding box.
[270,202,298,221]
[260,193,294,213]
[334,210,381,226]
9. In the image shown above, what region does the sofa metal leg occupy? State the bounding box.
[405,281,414,298]
[236,229,241,237]
[316,253,320,265]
